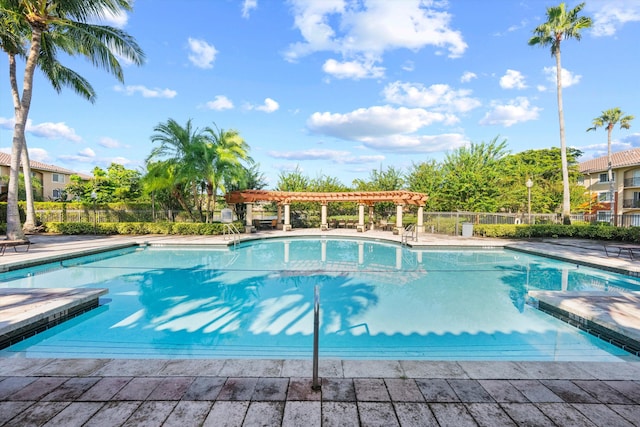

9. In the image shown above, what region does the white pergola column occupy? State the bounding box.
[245,202,254,233]
[357,204,366,232]
[321,203,328,230]
[283,203,292,231]
[368,205,375,230]
[394,203,404,234]
[277,204,282,230]
[416,206,424,233]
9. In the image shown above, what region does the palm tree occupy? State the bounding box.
[528,2,592,225]
[587,108,634,223]
[0,0,144,240]
[201,125,251,222]
[147,119,206,222]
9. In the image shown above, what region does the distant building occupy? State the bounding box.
[579,147,640,223]
[0,152,91,201]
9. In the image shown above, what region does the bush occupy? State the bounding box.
[473,223,640,242]
[43,221,244,236]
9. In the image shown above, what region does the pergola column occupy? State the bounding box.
[357,204,366,232]
[368,205,375,230]
[321,203,328,231]
[283,203,292,231]
[416,206,424,233]
[245,202,254,233]
[277,205,282,230]
[394,203,404,234]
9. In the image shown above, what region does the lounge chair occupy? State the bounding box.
[603,243,640,260]
[0,239,31,256]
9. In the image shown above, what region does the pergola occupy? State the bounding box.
[225,190,429,233]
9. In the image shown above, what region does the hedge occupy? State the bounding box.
[474,224,640,242]
[43,221,245,236]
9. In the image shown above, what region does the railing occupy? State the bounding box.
[312,285,321,391]
[623,199,640,209]
[223,223,241,247]
[624,177,640,187]
[401,224,416,245]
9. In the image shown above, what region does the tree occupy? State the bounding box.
[0,0,144,240]
[353,166,404,218]
[439,137,509,212]
[406,160,443,211]
[147,119,204,221]
[201,125,251,222]
[587,108,635,222]
[529,2,592,224]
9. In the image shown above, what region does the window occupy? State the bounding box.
[52,189,61,199]
[599,172,615,183]
[577,176,584,185]
[52,173,65,183]
[598,192,610,202]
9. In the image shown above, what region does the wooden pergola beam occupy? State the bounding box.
[225,190,428,206]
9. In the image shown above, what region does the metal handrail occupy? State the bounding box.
[312,285,321,391]
[401,224,416,245]
[223,223,240,247]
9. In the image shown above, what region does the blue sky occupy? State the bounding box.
[1,0,640,188]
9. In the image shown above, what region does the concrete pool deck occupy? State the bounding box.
[0,230,640,425]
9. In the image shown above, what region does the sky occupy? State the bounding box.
[1,0,640,188]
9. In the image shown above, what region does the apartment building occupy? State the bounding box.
[579,147,640,223]
[0,152,91,201]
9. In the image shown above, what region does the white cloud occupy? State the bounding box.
[255,98,280,113]
[479,97,541,127]
[401,61,415,72]
[205,95,234,111]
[29,120,82,142]
[114,85,177,98]
[187,38,218,69]
[307,105,455,141]
[108,156,132,166]
[27,148,50,162]
[242,0,258,18]
[543,66,582,88]
[499,69,527,90]
[362,133,469,154]
[588,1,640,37]
[285,0,467,64]
[322,58,384,80]
[460,71,477,83]
[59,148,97,163]
[98,137,125,149]
[0,117,81,142]
[79,147,96,158]
[382,81,481,113]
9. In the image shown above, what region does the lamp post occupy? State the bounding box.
[91,191,97,235]
[526,179,533,225]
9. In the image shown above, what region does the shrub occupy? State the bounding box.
[43,221,243,236]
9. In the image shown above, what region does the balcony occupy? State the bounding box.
[624,177,640,187]
[623,199,640,208]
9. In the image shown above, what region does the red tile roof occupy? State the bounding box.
[579,148,640,174]
[0,152,91,179]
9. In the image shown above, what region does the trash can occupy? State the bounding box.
[462,222,473,237]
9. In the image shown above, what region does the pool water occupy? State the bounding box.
[1,238,639,361]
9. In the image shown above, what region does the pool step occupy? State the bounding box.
[0,288,108,350]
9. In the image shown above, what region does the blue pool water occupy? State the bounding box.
[1,238,639,361]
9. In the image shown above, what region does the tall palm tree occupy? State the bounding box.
[587,108,634,222]
[0,0,144,240]
[147,119,205,222]
[201,125,251,222]
[528,2,592,225]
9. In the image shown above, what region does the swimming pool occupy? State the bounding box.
[1,237,639,361]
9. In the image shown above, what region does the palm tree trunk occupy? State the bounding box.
[6,27,43,240]
[607,126,615,225]
[555,49,571,225]
[21,144,38,232]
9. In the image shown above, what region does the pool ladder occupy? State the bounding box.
[223,223,241,247]
[401,224,417,245]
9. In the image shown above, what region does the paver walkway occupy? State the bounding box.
[1,231,640,425]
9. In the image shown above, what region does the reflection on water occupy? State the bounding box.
[0,238,638,361]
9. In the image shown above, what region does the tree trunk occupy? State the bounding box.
[6,25,43,240]
[555,48,571,225]
[607,126,615,225]
[21,144,38,232]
